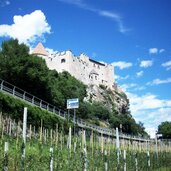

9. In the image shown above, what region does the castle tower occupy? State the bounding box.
[32,42,48,57]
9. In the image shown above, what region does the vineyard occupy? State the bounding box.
[0,109,171,171]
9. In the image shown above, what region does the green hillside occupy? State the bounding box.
[0,39,147,136]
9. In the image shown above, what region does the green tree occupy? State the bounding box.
[0,39,87,109]
[158,121,171,139]
[77,102,92,119]
[0,39,148,136]
[0,39,51,101]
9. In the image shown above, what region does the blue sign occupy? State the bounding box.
[67,98,79,109]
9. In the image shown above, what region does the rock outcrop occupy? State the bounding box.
[85,83,129,115]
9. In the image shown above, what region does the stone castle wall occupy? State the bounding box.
[36,48,115,88]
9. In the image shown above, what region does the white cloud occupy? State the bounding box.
[147,78,171,85]
[162,60,171,70]
[58,0,129,33]
[140,60,153,68]
[128,92,171,116]
[46,48,58,54]
[126,91,171,138]
[141,108,171,138]
[121,83,145,92]
[99,11,121,20]
[134,86,146,91]
[0,10,51,45]
[127,93,171,112]
[145,127,157,139]
[136,70,144,77]
[114,74,129,81]
[149,48,165,54]
[112,61,133,69]
[58,0,87,9]
[159,49,165,53]
[149,48,158,54]
[99,11,130,33]
[121,83,137,91]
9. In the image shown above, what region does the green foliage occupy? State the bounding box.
[0,39,51,102]
[91,102,110,120]
[77,101,110,120]
[77,102,92,119]
[99,84,107,90]
[49,71,87,108]
[109,111,148,136]
[158,121,171,139]
[0,39,87,109]
[0,92,65,130]
[0,39,148,136]
[0,133,171,170]
[114,90,129,103]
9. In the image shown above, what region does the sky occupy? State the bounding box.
[0,0,171,138]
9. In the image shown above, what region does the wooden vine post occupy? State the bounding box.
[116,127,120,166]
[21,107,27,171]
[3,142,8,171]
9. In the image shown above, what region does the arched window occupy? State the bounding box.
[61,58,66,63]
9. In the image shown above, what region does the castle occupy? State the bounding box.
[32,43,115,88]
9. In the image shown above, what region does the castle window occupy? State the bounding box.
[61,58,66,63]
[95,76,97,80]
[94,63,96,67]
[89,75,93,80]
[98,65,100,69]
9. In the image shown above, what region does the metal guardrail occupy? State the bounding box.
[0,79,151,142]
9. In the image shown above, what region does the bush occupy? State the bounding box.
[0,92,65,130]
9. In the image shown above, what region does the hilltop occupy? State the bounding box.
[0,39,147,136]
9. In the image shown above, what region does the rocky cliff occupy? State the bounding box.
[85,83,129,115]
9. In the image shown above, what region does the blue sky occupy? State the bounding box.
[0,0,171,137]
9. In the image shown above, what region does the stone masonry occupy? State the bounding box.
[33,43,115,88]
